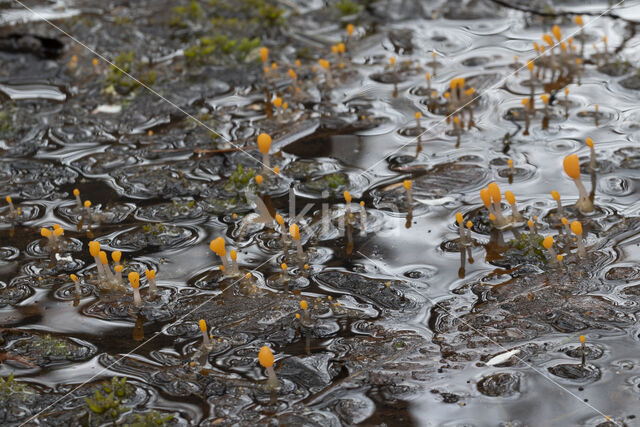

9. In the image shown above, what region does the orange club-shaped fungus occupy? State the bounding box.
[199,319,211,349]
[258,346,279,389]
[455,212,466,245]
[563,154,593,212]
[73,188,82,210]
[403,180,413,209]
[487,182,507,226]
[300,299,311,325]
[210,237,231,272]
[257,133,272,172]
[5,195,16,218]
[551,190,564,217]
[344,190,352,219]
[504,191,523,222]
[70,273,81,297]
[89,241,105,281]
[571,220,586,257]
[128,271,141,307]
[542,235,558,261]
[289,223,304,261]
[586,137,596,171]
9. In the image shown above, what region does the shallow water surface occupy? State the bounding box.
[1,0,640,426]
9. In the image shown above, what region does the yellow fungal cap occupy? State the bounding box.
[542,33,554,46]
[540,94,549,104]
[557,254,563,262]
[199,319,207,332]
[114,265,123,273]
[259,47,269,63]
[389,57,396,66]
[507,159,513,168]
[318,59,330,69]
[402,179,412,190]
[586,137,594,148]
[210,237,226,256]
[551,190,560,201]
[564,87,569,96]
[487,182,501,203]
[574,15,583,26]
[128,271,140,289]
[70,274,78,282]
[338,42,346,53]
[73,188,80,196]
[5,196,11,203]
[542,235,554,249]
[54,227,64,237]
[99,251,108,265]
[526,61,534,72]
[489,213,496,222]
[466,220,473,229]
[304,263,309,270]
[255,175,264,185]
[579,335,586,344]
[521,98,529,106]
[504,190,516,205]
[571,220,583,235]
[52,224,61,230]
[41,227,52,238]
[281,262,287,271]
[257,133,272,154]
[145,269,156,280]
[563,154,581,180]
[273,97,282,108]
[112,250,122,262]
[84,200,91,208]
[414,112,422,119]
[300,300,308,310]
[275,214,284,225]
[344,190,352,203]
[230,250,237,261]
[89,241,100,257]
[527,219,534,228]
[259,346,274,368]
[288,68,297,80]
[456,212,463,224]
[273,166,280,174]
[551,25,562,41]
[479,188,491,207]
[289,223,300,241]
[346,23,354,36]
[561,217,569,225]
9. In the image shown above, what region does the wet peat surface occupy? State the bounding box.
[2,0,640,425]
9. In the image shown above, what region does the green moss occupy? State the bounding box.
[324,173,348,189]
[0,110,11,132]
[184,35,260,64]
[143,223,167,234]
[105,52,156,94]
[0,373,35,402]
[14,334,77,359]
[123,410,174,427]
[509,233,545,261]
[223,164,256,193]
[83,377,133,424]
[335,0,361,16]
[170,0,205,26]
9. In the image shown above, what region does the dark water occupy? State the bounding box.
[2,0,640,425]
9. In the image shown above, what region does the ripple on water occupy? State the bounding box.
[476,372,520,397]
